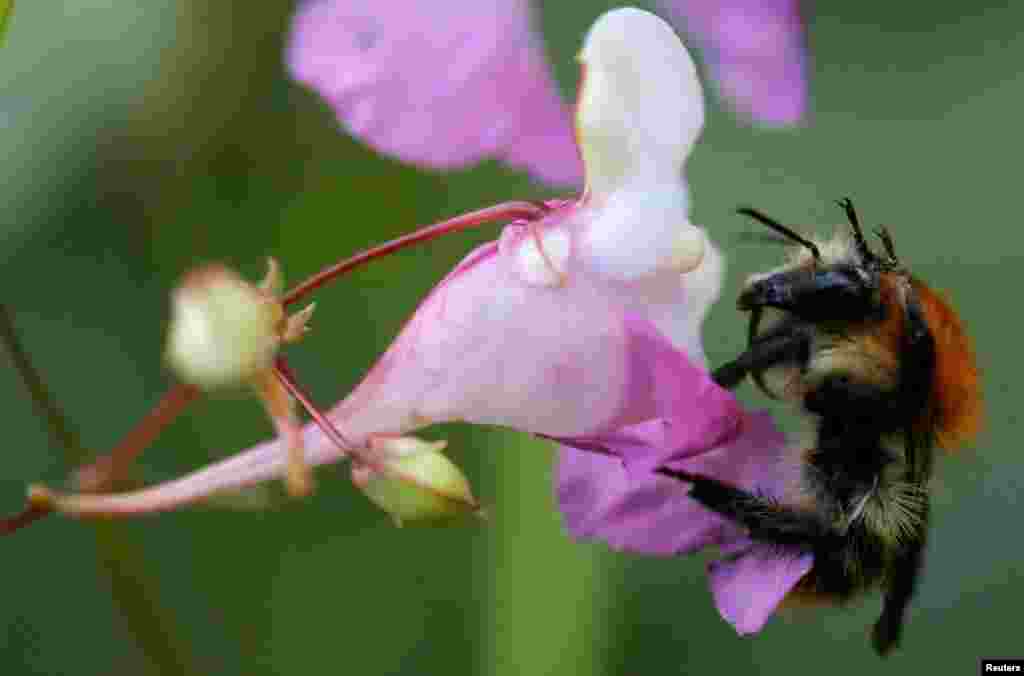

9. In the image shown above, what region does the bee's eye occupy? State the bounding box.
[816,265,870,298]
[739,264,877,322]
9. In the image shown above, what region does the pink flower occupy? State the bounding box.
[556,409,812,634]
[661,0,808,126]
[287,0,808,185]
[44,9,810,637]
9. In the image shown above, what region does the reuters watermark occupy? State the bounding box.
[982,660,1024,674]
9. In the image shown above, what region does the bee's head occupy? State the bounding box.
[733,200,919,402]
[737,199,908,335]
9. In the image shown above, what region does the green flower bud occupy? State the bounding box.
[165,264,283,390]
[353,436,479,526]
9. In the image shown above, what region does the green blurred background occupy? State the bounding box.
[0,1,1016,674]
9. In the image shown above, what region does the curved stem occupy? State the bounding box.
[3,384,200,532]
[0,304,88,462]
[27,362,353,518]
[272,357,368,462]
[0,304,203,673]
[281,201,549,307]
[0,503,48,535]
[93,522,202,676]
[74,383,200,492]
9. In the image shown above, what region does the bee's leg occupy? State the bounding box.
[656,468,828,547]
[712,328,810,390]
[872,506,929,657]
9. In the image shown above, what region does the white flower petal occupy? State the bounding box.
[576,7,704,196]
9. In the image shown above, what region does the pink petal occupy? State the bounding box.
[659,0,808,125]
[332,236,675,441]
[328,197,724,443]
[556,409,788,555]
[556,407,810,634]
[557,448,733,556]
[611,315,741,470]
[708,543,813,634]
[329,247,632,441]
[287,0,581,185]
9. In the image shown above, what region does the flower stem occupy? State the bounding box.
[92,521,203,676]
[74,383,200,492]
[272,357,358,455]
[0,303,89,463]
[281,201,550,307]
[0,303,80,534]
[0,304,203,674]
[253,370,314,497]
[272,358,475,509]
[3,384,200,531]
[272,357,394,474]
[0,503,48,534]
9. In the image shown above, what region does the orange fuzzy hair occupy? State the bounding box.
[911,279,983,449]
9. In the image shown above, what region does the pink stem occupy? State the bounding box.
[29,439,291,517]
[0,504,49,535]
[2,384,201,530]
[274,359,477,507]
[74,384,201,492]
[25,369,345,518]
[272,358,386,472]
[281,201,549,307]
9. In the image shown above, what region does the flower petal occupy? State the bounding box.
[556,409,789,555]
[575,9,708,281]
[708,543,813,634]
[329,247,629,441]
[576,8,705,196]
[659,0,808,125]
[557,405,811,634]
[287,0,581,185]
[557,447,731,556]
[592,314,741,468]
[331,228,697,441]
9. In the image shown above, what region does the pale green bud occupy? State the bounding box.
[353,436,479,526]
[165,264,283,390]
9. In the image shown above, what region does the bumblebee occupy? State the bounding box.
[662,199,982,656]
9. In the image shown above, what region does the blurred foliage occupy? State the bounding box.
[0,2,13,49]
[0,1,1019,674]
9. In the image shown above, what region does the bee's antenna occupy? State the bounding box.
[836,197,875,262]
[874,225,900,267]
[737,207,821,262]
[733,231,795,247]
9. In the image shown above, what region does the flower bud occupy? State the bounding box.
[352,436,478,526]
[165,264,283,390]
